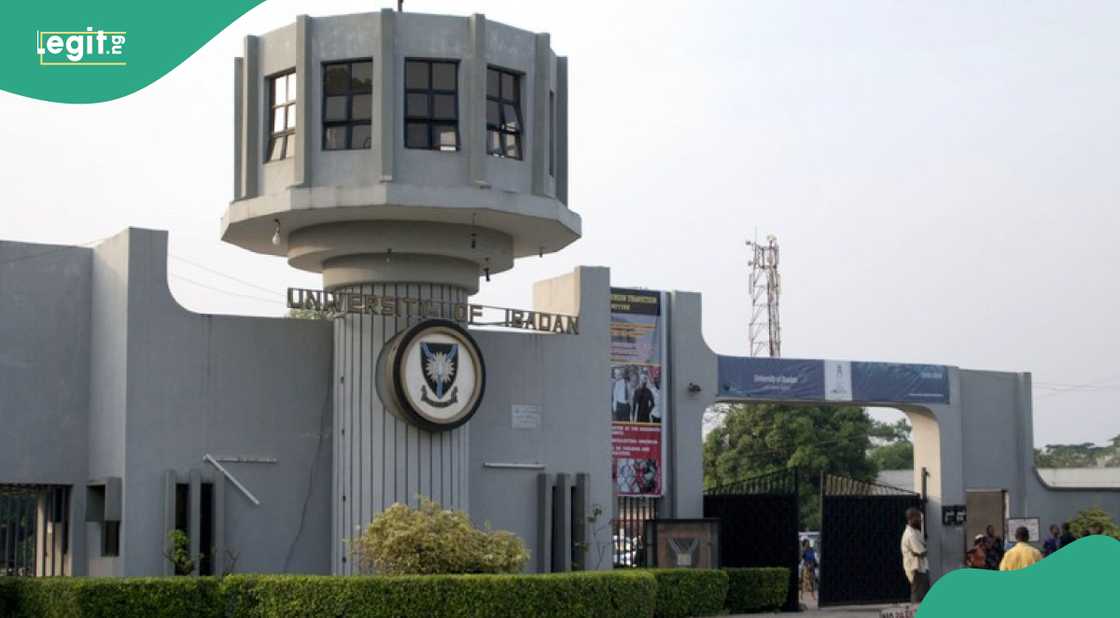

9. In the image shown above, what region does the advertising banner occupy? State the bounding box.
[610,288,664,496]
[717,356,950,404]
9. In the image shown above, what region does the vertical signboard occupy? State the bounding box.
[610,288,665,496]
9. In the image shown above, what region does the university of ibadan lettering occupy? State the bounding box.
[287,287,580,335]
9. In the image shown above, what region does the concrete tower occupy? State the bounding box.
[222,9,577,573]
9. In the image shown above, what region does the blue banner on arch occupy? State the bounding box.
[717,356,949,404]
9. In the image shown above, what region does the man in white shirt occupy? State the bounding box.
[611,368,630,422]
[900,507,930,604]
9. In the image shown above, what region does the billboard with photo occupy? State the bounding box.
[610,288,665,496]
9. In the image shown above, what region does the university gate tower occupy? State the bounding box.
[222,8,576,573]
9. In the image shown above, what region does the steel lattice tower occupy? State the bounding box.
[747,234,781,357]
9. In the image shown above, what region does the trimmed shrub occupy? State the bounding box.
[351,499,529,574]
[647,569,729,618]
[222,570,657,618]
[12,577,222,618]
[0,577,22,617]
[724,567,789,614]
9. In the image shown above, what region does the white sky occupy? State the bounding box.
[2,1,1118,446]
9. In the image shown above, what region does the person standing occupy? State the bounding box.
[983,524,1004,570]
[632,375,656,423]
[1042,524,1061,557]
[1000,526,1042,571]
[611,368,630,422]
[901,507,930,604]
[800,539,818,602]
[1059,522,1077,548]
[965,534,987,568]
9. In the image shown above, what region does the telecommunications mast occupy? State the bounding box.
[746,234,781,357]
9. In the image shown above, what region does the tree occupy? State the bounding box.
[704,403,880,529]
[870,418,913,470]
[1034,442,1107,468]
[1069,506,1120,539]
[287,308,328,320]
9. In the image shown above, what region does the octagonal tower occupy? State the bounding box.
[222,8,575,574]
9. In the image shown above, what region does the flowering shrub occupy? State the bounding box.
[351,499,529,575]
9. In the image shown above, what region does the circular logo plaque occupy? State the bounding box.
[378,319,485,431]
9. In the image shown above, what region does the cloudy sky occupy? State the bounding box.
[2,1,1117,446]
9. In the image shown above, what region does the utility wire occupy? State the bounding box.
[170,254,284,297]
[169,274,283,305]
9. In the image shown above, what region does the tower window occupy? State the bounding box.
[487,67,522,160]
[323,59,373,151]
[266,70,297,162]
[404,59,459,151]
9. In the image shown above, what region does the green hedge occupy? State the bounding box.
[724,567,789,614]
[647,569,729,618]
[0,578,21,617]
[10,577,222,618]
[0,571,655,618]
[222,571,656,618]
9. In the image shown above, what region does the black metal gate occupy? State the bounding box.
[1,484,70,577]
[819,474,923,606]
[704,469,800,612]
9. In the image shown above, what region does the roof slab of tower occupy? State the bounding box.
[221,9,579,280]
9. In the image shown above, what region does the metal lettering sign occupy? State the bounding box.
[288,287,579,335]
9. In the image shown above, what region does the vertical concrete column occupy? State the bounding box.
[537,473,553,573]
[333,282,471,575]
[551,473,571,572]
[188,469,201,576]
[467,14,488,188]
[294,15,312,187]
[240,36,260,199]
[233,58,243,199]
[530,33,550,196]
[555,57,569,205]
[377,9,396,183]
[213,471,226,577]
[161,470,176,576]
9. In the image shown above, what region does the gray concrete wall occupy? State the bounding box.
[0,240,92,575]
[94,228,333,576]
[469,267,613,571]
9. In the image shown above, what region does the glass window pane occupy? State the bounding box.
[351,61,373,92]
[324,126,347,150]
[325,96,348,121]
[487,130,501,155]
[268,136,283,161]
[502,103,520,131]
[406,123,429,149]
[287,73,298,102]
[501,72,515,100]
[352,124,372,149]
[487,69,499,97]
[406,93,428,118]
[324,64,349,96]
[285,133,296,158]
[505,133,520,159]
[435,125,458,151]
[352,94,371,120]
[487,100,500,126]
[286,104,296,129]
[433,94,455,120]
[405,61,428,89]
[432,62,456,90]
[273,109,285,133]
[273,78,285,106]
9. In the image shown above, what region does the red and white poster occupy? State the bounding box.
[610,288,664,496]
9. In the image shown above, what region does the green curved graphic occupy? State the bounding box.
[0,1,266,103]
[919,535,1120,616]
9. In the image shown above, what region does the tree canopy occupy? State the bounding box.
[704,403,904,529]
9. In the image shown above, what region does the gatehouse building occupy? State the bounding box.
[1,7,1117,606]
